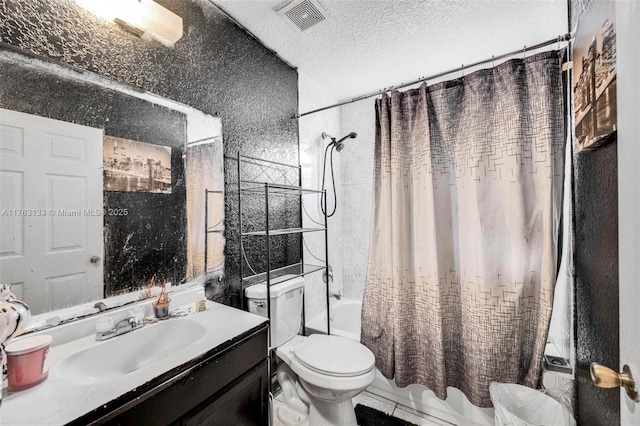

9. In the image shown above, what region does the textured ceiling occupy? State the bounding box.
[211,0,568,107]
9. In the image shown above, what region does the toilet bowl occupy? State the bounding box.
[276,334,376,426]
[244,276,376,426]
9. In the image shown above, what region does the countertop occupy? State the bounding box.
[2,299,268,426]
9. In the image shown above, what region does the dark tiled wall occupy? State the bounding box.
[0,0,300,305]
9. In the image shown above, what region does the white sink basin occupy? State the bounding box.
[57,319,206,384]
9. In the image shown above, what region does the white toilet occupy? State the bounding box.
[245,276,375,426]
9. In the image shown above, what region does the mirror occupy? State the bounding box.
[0,50,224,315]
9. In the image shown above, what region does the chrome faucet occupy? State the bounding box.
[96,316,144,341]
[94,301,107,312]
[329,290,342,300]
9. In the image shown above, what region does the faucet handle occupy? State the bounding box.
[129,307,145,322]
[96,316,114,333]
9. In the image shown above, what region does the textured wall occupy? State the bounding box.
[573,140,619,426]
[570,0,593,30]
[0,0,299,305]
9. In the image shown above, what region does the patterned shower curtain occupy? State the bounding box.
[361,51,565,408]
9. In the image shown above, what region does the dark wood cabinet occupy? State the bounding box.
[181,360,268,426]
[69,324,269,426]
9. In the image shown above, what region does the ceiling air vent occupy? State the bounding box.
[276,0,329,32]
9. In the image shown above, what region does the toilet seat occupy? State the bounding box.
[294,334,375,377]
[276,334,377,392]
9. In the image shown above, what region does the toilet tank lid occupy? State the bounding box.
[245,275,305,299]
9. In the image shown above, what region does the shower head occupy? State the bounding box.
[337,132,357,143]
[320,132,357,217]
[334,132,358,152]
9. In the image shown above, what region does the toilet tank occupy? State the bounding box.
[245,275,305,348]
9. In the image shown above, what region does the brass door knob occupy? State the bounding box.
[590,362,639,402]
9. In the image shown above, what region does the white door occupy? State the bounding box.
[617,1,640,424]
[0,108,104,314]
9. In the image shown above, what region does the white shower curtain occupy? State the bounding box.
[361,51,565,407]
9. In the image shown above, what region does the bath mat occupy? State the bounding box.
[354,404,418,426]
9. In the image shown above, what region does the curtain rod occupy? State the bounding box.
[294,32,572,119]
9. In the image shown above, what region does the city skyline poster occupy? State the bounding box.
[103,136,172,194]
[573,0,617,152]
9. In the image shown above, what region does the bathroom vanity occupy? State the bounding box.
[2,292,269,426]
[74,322,268,425]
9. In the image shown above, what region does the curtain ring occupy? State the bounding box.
[523,45,527,59]
[461,64,465,78]
[491,55,495,68]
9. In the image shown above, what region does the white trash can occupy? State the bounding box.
[489,382,576,426]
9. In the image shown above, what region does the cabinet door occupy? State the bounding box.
[182,359,269,426]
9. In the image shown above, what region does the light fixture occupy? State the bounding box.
[76,0,183,47]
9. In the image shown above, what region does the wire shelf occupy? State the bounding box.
[236,152,331,341]
[241,227,325,237]
[237,154,300,188]
[240,180,324,195]
[242,263,325,286]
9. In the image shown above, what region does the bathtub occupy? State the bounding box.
[305,298,495,426]
[305,298,361,341]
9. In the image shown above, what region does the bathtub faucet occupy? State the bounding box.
[329,290,342,300]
